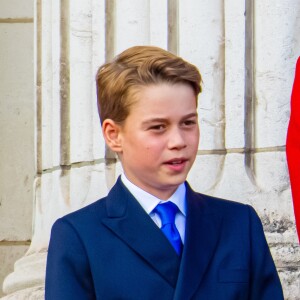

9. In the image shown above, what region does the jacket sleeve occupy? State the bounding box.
[45,218,96,300]
[247,205,284,300]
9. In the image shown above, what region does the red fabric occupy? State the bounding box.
[286,57,300,241]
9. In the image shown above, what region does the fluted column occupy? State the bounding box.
[2,0,107,298]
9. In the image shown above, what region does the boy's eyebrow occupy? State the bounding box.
[142,113,198,125]
[182,112,198,119]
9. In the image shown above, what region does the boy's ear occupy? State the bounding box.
[102,119,123,153]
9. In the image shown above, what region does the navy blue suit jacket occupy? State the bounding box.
[45,178,284,299]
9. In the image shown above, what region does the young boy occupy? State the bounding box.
[45,46,284,299]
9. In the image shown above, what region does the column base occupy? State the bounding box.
[1,252,46,299]
[1,286,44,300]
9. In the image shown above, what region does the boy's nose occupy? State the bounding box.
[167,129,186,149]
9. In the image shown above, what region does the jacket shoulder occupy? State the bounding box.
[54,195,108,230]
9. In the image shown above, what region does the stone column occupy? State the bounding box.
[2,0,107,298]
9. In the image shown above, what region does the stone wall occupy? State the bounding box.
[0,0,34,298]
[1,0,300,299]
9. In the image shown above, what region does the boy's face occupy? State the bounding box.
[104,83,199,200]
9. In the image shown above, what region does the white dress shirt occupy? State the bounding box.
[121,173,186,244]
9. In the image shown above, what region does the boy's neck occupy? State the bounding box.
[121,173,182,200]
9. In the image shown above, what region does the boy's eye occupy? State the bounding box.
[149,124,166,131]
[183,119,197,126]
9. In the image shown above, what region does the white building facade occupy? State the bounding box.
[0,0,300,298]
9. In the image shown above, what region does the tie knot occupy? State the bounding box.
[154,202,179,226]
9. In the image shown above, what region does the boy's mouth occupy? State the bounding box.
[164,158,187,165]
[163,158,188,172]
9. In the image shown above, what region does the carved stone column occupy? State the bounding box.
[2,0,107,298]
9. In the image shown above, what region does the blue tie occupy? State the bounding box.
[154,202,183,256]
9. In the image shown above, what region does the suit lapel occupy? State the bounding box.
[174,183,223,300]
[101,178,181,288]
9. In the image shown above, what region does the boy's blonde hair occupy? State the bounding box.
[96,45,202,125]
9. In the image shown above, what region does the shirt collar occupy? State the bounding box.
[121,173,186,216]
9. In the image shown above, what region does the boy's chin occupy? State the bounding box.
[160,177,187,189]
